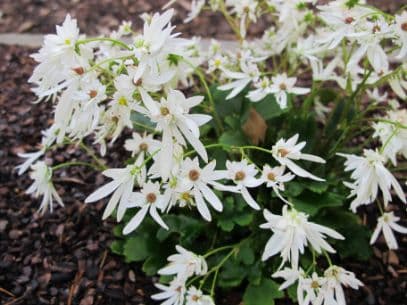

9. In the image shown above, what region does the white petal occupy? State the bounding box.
[241,187,260,210]
[193,187,211,221]
[123,205,149,235]
[85,180,122,203]
[198,182,223,212]
[150,206,169,230]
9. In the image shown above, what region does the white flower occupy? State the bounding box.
[184,0,206,23]
[132,9,189,88]
[247,77,272,102]
[218,57,260,100]
[186,286,214,305]
[261,164,294,203]
[158,245,208,280]
[17,150,45,176]
[152,278,186,305]
[273,267,327,305]
[394,11,407,59]
[125,132,161,157]
[372,109,407,165]
[321,265,363,305]
[225,160,262,210]
[298,272,326,305]
[338,149,406,211]
[272,267,302,291]
[85,165,139,221]
[177,158,227,221]
[29,15,91,98]
[26,161,63,214]
[272,134,326,181]
[388,71,407,99]
[370,212,407,250]
[226,0,259,37]
[260,205,344,268]
[139,88,211,180]
[317,2,371,49]
[253,74,310,109]
[123,181,169,234]
[347,17,391,74]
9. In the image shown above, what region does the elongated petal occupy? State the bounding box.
[149,206,169,230]
[85,180,122,203]
[198,182,223,212]
[241,187,260,210]
[193,187,211,221]
[123,205,149,234]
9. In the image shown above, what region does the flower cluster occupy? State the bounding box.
[153,245,214,305]
[18,1,406,305]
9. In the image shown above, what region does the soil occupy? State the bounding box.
[0,1,406,304]
[0,1,404,38]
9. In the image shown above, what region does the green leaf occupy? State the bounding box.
[212,85,244,117]
[252,95,286,120]
[113,224,124,238]
[234,213,254,226]
[292,191,343,216]
[218,219,235,232]
[237,242,255,265]
[110,240,124,255]
[123,235,151,262]
[142,256,166,276]
[219,129,248,146]
[218,259,247,288]
[243,279,284,305]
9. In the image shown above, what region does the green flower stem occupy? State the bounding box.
[376,119,407,130]
[218,0,243,42]
[184,143,273,158]
[323,250,333,267]
[76,37,132,50]
[209,248,236,297]
[52,161,100,171]
[79,141,108,170]
[203,245,235,258]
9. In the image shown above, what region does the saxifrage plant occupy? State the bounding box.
[19,1,407,305]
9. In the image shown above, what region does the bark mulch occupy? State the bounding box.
[1,1,403,38]
[0,44,156,305]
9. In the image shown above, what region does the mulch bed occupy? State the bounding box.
[0,1,403,38]
[0,45,156,305]
[0,0,406,301]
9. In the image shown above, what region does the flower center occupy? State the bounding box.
[139,142,148,152]
[89,90,97,98]
[279,83,287,90]
[372,25,381,33]
[188,169,200,181]
[402,22,407,32]
[146,193,157,203]
[235,171,246,181]
[118,96,128,106]
[191,295,200,302]
[278,148,290,157]
[181,192,191,201]
[345,16,354,24]
[311,280,320,289]
[267,172,276,181]
[160,107,170,116]
[72,67,84,75]
[133,78,143,86]
[64,38,71,45]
